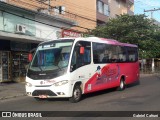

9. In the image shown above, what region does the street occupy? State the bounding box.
[0,74,160,120]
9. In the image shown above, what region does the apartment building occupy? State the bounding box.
[0,1,76,82]
[109,0,134,18]
[4,0,134,32]
[0,0,134,82]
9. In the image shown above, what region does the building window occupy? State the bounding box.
[98,1,103,14]
[97,1,109,16]
[104,4,109,16]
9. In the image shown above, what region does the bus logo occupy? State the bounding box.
[96,66,101,80]
[40,81,44,85]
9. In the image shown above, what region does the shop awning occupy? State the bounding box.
[0,31,49,43]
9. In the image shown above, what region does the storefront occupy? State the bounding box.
[0,1,77,83]
[62,29,83,38]
[0,39,38,82]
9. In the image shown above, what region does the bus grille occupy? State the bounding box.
[32,90,57,96]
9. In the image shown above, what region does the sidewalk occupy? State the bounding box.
[0,82,26,100]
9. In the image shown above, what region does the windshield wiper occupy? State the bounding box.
[54,64,63,71]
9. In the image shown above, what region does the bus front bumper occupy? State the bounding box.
[25,82,72,98]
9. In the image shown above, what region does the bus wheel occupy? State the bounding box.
[117,78,125,91]
[69,85,82,103]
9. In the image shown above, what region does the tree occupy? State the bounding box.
[91,14,160,58]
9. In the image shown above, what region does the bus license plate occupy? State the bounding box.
[39,95,48,98]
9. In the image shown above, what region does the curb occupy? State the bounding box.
[140,73,160,77]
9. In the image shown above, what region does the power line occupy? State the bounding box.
[36,0,97,19]
[144,8,160,12]
[11,0,97,29]
[33,0,97,23]
[53,0,97,19]
[0,7,90,34]
[144,8,160,19]
[8,0,92,31]
[135,1,160,21]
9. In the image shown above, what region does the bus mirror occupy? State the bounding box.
[28,53,33,62]
[80,47,85,54]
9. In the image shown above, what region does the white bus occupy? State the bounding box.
[26,37,139,102]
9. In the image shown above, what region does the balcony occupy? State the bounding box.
[127,9,134,15]
[96,12,109,24]
[121,8,134,15]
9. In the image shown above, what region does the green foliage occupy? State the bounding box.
[91,14,160,58]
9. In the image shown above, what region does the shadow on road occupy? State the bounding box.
[32,80,140,102]
[81,80,140,101]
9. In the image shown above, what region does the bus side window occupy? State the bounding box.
[102,50,111,63]
[77,53,84,67]
[111,54,118,63]
[119,54,126,62]
[127,47,138,62]
[94,54,99,63]
[129,54,135,61]
[118,46,127,62]
[70,41,91,72]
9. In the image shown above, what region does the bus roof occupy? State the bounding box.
[40,37,137,47]
[97,37,137,47]
[82,37,137,47]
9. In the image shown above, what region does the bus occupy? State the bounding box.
[25,37,139,103]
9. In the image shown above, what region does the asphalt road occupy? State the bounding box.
[0,74,160,120]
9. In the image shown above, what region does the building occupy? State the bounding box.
[3,0,134,32]
[0,1,76,82]
[109,0,134,18]
[49,0,134,30]
[0,0,134,82]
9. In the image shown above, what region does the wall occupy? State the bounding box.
[35,15,62,40]
[52,0,97,32]
[108,0,129,18]
[0,9,36,36]
[96,0,109,24]
[0,8,72,41]
[7,0,97,32]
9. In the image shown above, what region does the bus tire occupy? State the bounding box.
[69,85,82,103]
[117,78,125,91]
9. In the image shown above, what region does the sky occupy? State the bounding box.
[134,0,160,22]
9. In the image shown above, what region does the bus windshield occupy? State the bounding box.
[29,40,74,72]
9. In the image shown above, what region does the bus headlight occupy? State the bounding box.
[53,80,68,86]
[25,82,32,87]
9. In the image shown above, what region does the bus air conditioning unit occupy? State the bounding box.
[15,24,26,34]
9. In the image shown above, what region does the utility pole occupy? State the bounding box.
[144,8,160,19]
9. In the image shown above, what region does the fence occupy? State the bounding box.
[140,58,160,74]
